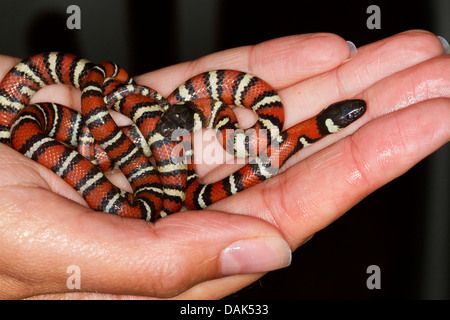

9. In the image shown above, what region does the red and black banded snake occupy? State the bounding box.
[0,52,366,221]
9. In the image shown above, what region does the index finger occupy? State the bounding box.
[134,33,352,95]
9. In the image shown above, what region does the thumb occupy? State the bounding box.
[1,191,291,298]
[138,211,292,297]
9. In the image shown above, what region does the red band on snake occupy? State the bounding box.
[0,52,366,221]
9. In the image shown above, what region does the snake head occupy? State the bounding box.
[154,101,201,139]
[316,99,366,135]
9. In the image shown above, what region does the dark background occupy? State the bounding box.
[0,0,448,299]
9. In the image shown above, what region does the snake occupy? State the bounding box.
[0,52,366,221]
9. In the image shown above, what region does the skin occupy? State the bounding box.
[0,30,449,299]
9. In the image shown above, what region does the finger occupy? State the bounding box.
[131,34,351,183]
[208,97,449,248]
[277,54,450,173]
[0,186,291,299]
[361,55,450,119]
[134,33,352,95]
[280,30,445,128]
[1,34,350,135]
[0,55,20,78]
[174,273,262,300]
[4,34,348,112]
[205,51,450,234]
[195,33,448,181]
[186,56,450,185]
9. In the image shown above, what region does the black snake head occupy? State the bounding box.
[316,99,366,135]
[154,101,201,139]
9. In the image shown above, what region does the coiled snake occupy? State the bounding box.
[0,52,366,221]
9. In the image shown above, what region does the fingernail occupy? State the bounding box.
[220,238,292,276]
[437,36,450,55]
[344,40,358,62]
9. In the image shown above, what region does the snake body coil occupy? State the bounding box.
[0,52,366,221]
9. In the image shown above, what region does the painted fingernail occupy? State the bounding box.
[437,36,450,55]
[220,238,292,276]
[344,40,358,62]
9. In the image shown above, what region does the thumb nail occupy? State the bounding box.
[220,237,292,276]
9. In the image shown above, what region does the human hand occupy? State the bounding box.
[0,30,448,299]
